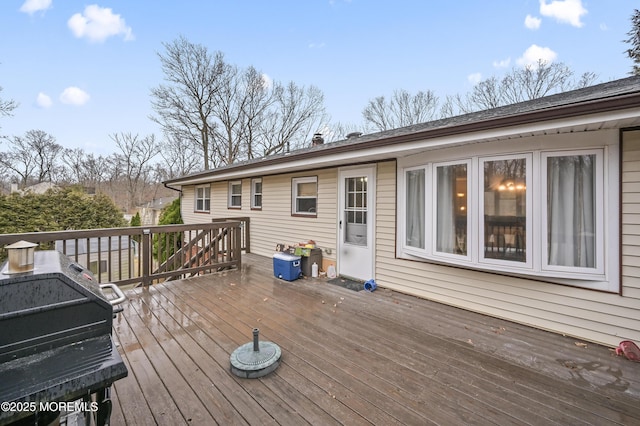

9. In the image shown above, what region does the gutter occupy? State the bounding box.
[163,181,183,193]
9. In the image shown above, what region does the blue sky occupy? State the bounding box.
[0,0,636,154]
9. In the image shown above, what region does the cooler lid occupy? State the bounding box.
[272,252,301,261]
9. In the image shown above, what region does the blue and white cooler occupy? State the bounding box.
[273,252,302,281]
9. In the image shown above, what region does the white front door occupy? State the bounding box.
[338,166,375,281]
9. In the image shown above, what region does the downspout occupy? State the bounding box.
[163,182,183,214]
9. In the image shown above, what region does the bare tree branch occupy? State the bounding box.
[362,89,439,132]
[110,133,159,211]
[150,36,225,170]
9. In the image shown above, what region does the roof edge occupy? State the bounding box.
[164,88,640,186]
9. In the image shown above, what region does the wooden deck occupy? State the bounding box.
[110,254,640,425]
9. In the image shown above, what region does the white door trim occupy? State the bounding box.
[337,165,376,281]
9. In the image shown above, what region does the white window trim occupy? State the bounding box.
[228,180,242,209]
[540,149,605,276]
[251,178,262,209]
[478,154,533,270]
[403,165,428,252]
[195,185,211,212]
[292,176,318,216]
[396,132,619,292]
[431,159,473,263]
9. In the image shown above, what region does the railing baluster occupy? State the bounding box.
[0,219,246,286]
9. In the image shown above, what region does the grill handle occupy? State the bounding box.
[100,283,127,306]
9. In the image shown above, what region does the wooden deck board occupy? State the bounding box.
[110,254,640,425]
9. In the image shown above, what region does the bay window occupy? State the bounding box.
[400,146,610,289]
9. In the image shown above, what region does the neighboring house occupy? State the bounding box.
[164,76,640,347]
[10,182,58,195]
[138,196,178,226]
[55,237,139,282]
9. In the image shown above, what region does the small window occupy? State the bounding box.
[228,181,242,209]
[195,185,211,212]
[292,176,317,216]
[251,178,262,209]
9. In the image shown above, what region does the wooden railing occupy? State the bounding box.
[0,219,247,287]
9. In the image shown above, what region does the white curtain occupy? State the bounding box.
[547,155,595,268]
[406,170,425,249]
[436,166,456,253]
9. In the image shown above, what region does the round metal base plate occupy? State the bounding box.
[230,341,282,379]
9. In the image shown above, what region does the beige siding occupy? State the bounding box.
[374,133,640,348]
[623,130,640,299]
[181,170,338,267]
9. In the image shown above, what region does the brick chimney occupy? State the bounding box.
[311,133,324,146]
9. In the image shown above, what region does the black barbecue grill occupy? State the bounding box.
[0,250,128,425]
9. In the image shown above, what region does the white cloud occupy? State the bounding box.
[468,73,482,85]
[59,87,90,105]
[68,5,134,43]
[493,57,511,68]
[19,0,52,14]
[517,44,557,68]
[261,73,273,89]
[36,92,52,108]
[308,42,326,49]
[600,23,608,31]
[539,0,587,28]
[525,14,541,30]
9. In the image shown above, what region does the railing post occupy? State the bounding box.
[244,218,250,253]
[142,229,151,287]
[235,223,242,269]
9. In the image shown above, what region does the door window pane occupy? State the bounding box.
[483,158,527,262]
[547,155,596,268]
[345,177,367,245]
[436,163,467,255]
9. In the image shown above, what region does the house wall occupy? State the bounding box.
[622,130,640,306]
[181,169,339,271]
[178,130,640,347]
[374,131,640,348]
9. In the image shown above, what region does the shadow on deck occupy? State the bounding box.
[110,254,640,425]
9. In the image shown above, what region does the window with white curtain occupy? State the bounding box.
[401,147,608,287]
[405,168,425,249]
[543,150,603,274]
[435,161,470,259]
